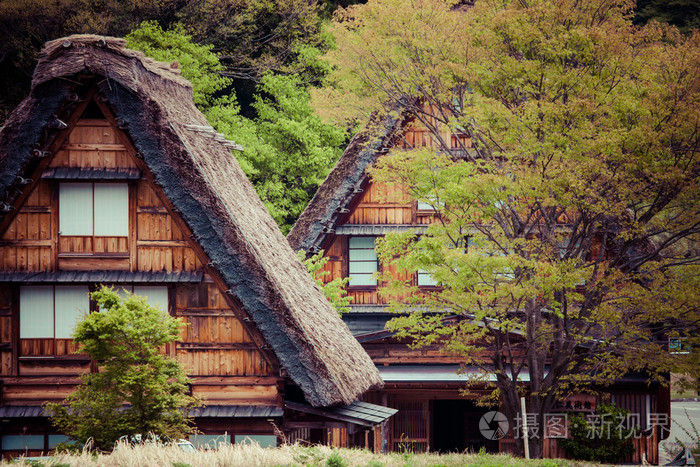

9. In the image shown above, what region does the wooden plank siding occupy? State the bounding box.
[0,114,281,407]
[346,182,413,225]
[175,282,274,379]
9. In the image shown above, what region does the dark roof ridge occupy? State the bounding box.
[287,107,408,253]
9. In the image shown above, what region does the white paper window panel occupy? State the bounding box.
[133,286,168,313]
[94,184,128,236]
[234,435,277,448]
[1,434,45,450]
[418,270,438,286]
[20,286,54,338]
[59,183,93,235]
[417,200,436,210]
[54,286,89,338]
[349,237,376,249]
[349,273,377,286]
[349,261,377,274]
[348,249,378,261]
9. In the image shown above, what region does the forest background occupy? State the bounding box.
[1,0,697,234]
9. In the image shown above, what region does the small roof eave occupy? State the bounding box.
[285,400,397,426]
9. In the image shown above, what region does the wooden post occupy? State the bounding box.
[521,396,530,460]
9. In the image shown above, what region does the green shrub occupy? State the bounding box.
[558,403,636,463]
[326,450,347,467]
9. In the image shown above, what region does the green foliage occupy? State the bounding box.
[45,286,200,451]
[126,21,233,109]
[558,404,636,463]
[0,0,331,124]
[0,0,180,121]
[298,250,351,314]
[326,450,347,467]
[174,0,327,83]
[206,73,346,233]
[670,408,700,458]
[293,445,326,466]
[124,22,345,231]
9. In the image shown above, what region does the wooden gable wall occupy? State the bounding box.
[317,116,471,306]
[0,98,279,407]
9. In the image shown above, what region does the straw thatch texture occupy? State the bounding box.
[0,35,382,407]
[287,110,406,253]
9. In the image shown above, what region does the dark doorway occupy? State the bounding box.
[431,400,499,453]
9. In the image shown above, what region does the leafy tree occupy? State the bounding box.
[0,0,180,122]
[298,250,351,314]
[174,0,327,83]
[125,22,346,232]
[45,287,199,450]
[324,0,700,458]
[0,0,331,123]
[206,73,346,233]
[126,21,233,109]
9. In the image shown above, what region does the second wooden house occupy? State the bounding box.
[288,108,670,463]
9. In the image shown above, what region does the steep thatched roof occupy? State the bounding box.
[0,35,382,407]
[287,110,406,253]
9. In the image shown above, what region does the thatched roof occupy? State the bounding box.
[0,35,382,407]
[287,110,406,253]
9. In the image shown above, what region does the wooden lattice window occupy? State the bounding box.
[348,237,378,286]
[391,400,429,452]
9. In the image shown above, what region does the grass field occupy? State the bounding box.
[3,443,602,467]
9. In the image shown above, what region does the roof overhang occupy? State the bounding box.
[378,364,532,383]
[334,224,428,236]
[285,400,397,426]
[190,405,283,418]
[41,167,142,180]
[0,406,47,418]
[0,271,203,283]
[0,404,284,419]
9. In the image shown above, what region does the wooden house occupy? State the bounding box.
[288,109,671,463]
[0,35,395,458]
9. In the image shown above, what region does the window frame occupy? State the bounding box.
[58,182,129,238]
[18,284,170,358]
[19,285,90,340]
[347,236,379,287]
[417,269,439,287]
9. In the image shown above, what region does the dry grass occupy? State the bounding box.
[4,443,601,467]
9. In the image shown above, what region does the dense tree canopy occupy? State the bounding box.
[323,0,700,457]
[45,287,199,450]
[125,22,346,233]
[0,0,328,121]
[206,73,346,233]
[634,0,700,34]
